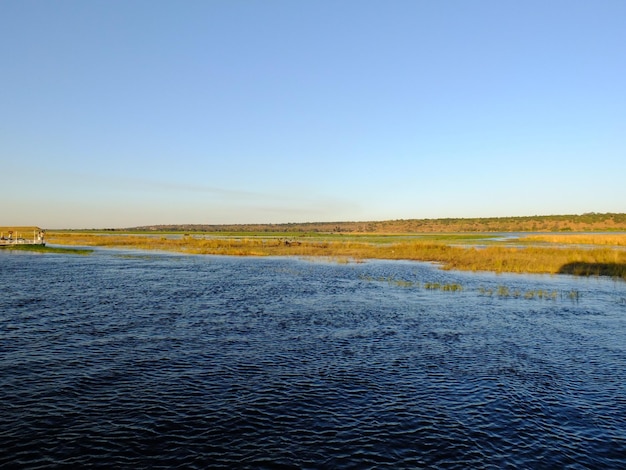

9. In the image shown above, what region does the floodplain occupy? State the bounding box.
[46,231,626,280]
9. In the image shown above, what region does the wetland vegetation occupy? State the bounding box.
[46,230,626,280]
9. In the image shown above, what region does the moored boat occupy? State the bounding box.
[0,226,46,246]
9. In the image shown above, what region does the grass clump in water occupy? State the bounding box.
[478,285,560,301]
[479,287,494,296]
[496,286,510,297]
[424,282,442,290]
[423,282,463,291]
[566,289,581,301]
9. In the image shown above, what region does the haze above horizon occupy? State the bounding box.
[2,0,624,229]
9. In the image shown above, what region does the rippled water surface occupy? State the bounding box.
[1,249,625,468]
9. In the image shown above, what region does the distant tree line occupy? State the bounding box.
[125,213,626,233]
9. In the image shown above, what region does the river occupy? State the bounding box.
[1,249,625,468]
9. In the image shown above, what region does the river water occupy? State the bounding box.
[1,249,625,469]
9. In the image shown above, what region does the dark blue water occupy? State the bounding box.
[1,249,625,469]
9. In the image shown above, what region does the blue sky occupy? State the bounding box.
[2,0,625,228]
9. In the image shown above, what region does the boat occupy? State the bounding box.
[0,226,46,247]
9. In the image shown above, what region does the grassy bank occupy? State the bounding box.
[46,232,626,280]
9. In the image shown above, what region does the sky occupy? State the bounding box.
[1,0,625,229]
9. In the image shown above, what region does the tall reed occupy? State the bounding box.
[521,234,626,246]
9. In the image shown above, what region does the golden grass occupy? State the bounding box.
[46,232,626,280]
[521,233,626,246]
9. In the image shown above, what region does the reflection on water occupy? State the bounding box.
[1,250,625,468]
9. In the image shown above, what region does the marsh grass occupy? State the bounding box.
[362,276,578,301]
[521,233,626,246]
[479,285,562,301]
[47,232,626,280]
[423,282,441,290]
[566,290,581,301]
[496,286,510,297]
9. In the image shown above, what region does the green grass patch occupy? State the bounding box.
[3,245,93,255]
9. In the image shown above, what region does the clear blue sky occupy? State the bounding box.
[2,0,625,228]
